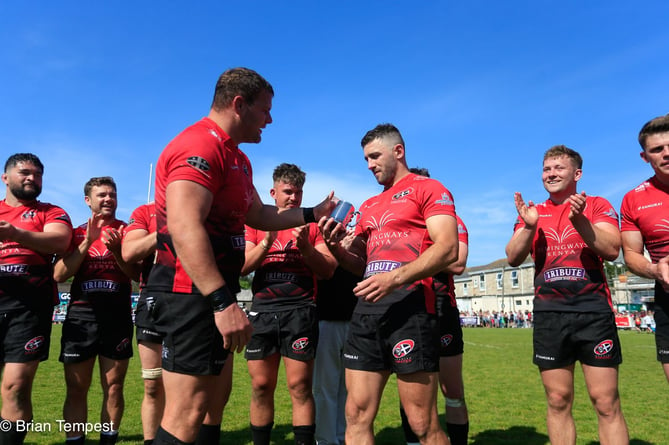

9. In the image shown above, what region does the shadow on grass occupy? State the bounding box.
[39,433,146,445]
[219,423,294,444]
[375,425,414,444]
[586,441,654,445]
[469,425,548,445]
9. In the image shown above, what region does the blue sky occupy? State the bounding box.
[2,2,668,267]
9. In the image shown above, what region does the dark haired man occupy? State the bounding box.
[506,145,628,445]
[242,163,337,445]
[399,168,470,445]
[0,153,72,445]
[121,201,162,445]
[621,113,669,383]
[320,124,458,444]
[147,67,335,445]
[55,176,137,445]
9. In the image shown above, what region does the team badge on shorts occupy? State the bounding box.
[24,336,45,354]
[593,339,614,358]
[393,339,415,359]
[116,338,131,352]
[440,334,453,348]
[292,337,309,353]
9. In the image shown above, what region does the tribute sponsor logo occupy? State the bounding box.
[364,260,401,277]
[231,235,245,249]
[0,264,28,274]
[543,267,586,282]
[81,280,120,292]
[265,272,297,282]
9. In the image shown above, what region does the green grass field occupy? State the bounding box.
[20,326,668,444]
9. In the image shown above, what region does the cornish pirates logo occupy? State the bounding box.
[21,210,36,221]
[544,226,578,244]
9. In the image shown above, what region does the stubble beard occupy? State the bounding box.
[10,183,41,201]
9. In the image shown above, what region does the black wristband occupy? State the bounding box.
[206,286,237,313]
[302,207,316,224]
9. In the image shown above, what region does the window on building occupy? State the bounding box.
[463,283,468,295]
[496,272,503,290]
[526,299,530,305]
[479,274,486,291]
[515,300,522,306]
[511,270,519,288]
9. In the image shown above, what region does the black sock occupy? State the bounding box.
[446,422,469,445]
[250,422,273,445]
[399,404,420,443]
[292,424,315,445]
[144,440,154,445]
[99,431,119,445]
[65,436,85,445]
[195,423,220,445]
[153,427,194,445]
[0,418,28,445]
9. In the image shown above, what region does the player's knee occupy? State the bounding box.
[406,415,431,440]
[142,367,162,380]
[287,379,313,402]
[345,400,370,427]
[142,369,164,398]
[590,392,621,417]
[545,390,573,411]
[251,375,278,396]
[105,380,125,400]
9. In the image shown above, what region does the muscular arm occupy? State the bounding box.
[167,179,252,352]
[101,225,141,281]
[568,192,621,261]
[53,237,92,282]
[572,218,621,261]
[506,227,535,267]
[167,180,224,295]
[122,229,157,264]
[319,218,367,277]
[445,241,468,275]
[240,232,274,276]
[354,214,458,302]
[506,192,537,267]
[53,214,103,282]
[0,220,71,255]
[299,238,337,280]
[245,187,336,231]
[622,231,669,286]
